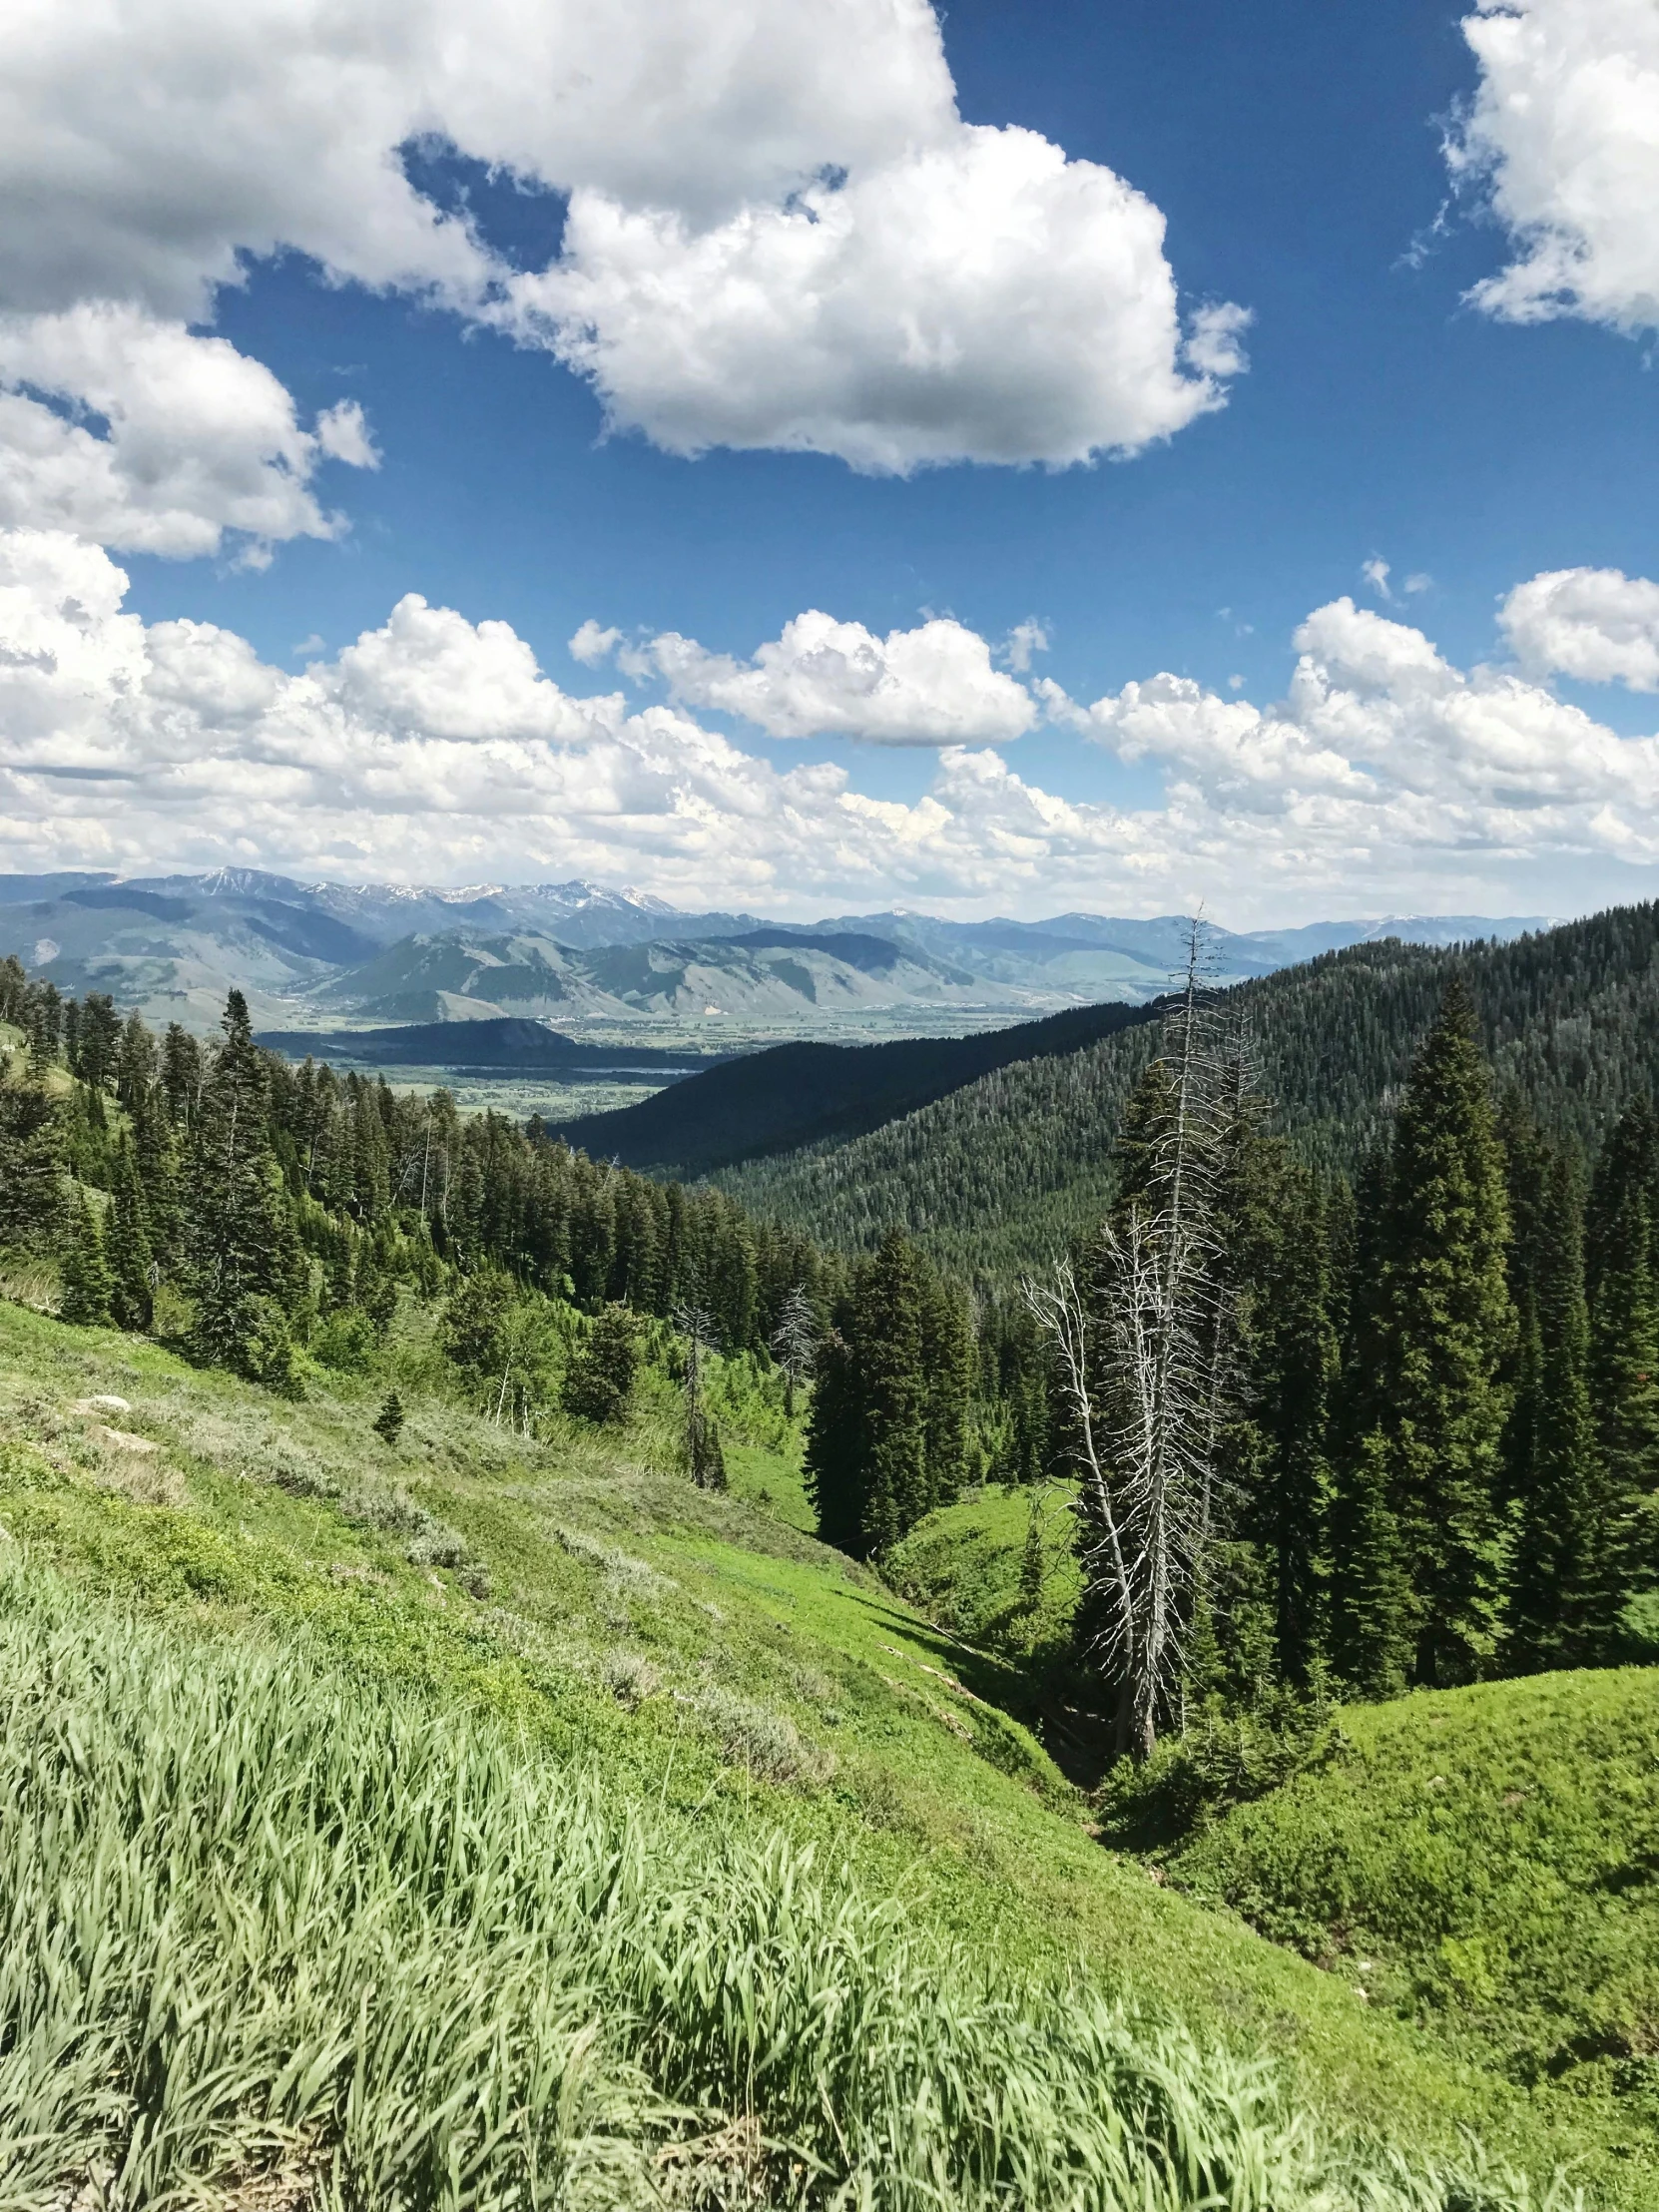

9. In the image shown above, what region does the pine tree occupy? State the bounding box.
[106,1139,154,1333]
[1585,1097,1659,1602]
[1367,979,1515,1686]
[804,1231,939,1559]
[0,1076,65,1250]
[183,991,301,1392]
[1497,1091,1547,1514]
[1251,1162,1339,1685]
[560,1303,639,1425]
[1509,1147,1612,1666]
[1331,1429,1410,1697]
[803,1326,863,1552]
[440,1270,513,1391]
[1018,1491,1046,1623]
[58,1190,114,1328]
[373,1390,405,1445]
[852,1232,927,1554]
[918,1268,972,1514]
[322,1229,355,1315]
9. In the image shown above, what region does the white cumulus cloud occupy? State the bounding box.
[624,609,1039,743]
[504,122,1239,470]
[1450,0,1659,332]
[1500,565,1659,691]
[0,304,375,559]
[0,0,1243,484]
[14,532,1659,919]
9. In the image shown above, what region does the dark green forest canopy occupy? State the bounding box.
[718,905,1659,1284]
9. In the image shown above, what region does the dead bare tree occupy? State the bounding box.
[674,1300,727,1490]
[1023,917,1244,1760]
[770,1284,818,1419]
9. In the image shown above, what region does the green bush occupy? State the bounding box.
[1098,1695,1352,1854]
[1167,1670,1659,2112]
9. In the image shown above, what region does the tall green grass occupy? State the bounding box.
[0,1554,1579,2212]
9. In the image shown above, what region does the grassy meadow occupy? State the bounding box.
[0,1297,1652,2205]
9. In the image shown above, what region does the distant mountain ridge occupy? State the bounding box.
[0,866,1554,1035]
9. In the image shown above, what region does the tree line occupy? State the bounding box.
[0,965,829,1382]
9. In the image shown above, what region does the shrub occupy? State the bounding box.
[1097,1694,1351,1854]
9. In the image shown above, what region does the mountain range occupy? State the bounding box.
[0,867,1554,1036]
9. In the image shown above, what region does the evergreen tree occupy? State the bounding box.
[804,1230,958,1559]
[1509,1146,1611,1666]
[803,1326,863,1552]
[0,1076,65,1250]
[1251,1162,1339,1685]
[917,1267,972,1515]
[1585,1097,1659,1601]
[561,1303,639,1425]
[106,1139,154,1333]
[439,1270,514,1392]
[1497,1091,1547,1513]
[848,1230,927,1554]
[1331,1429,1410,1697]
[182,991,301,1392]
[373,1390,405,1445]
[159,1022,203,1128]
[1369,978,1516,1687]
[1019,1491,1047,1619]
[58,1190,114,1328]
[355,1235,398,1335]
[322,1228,355,1315]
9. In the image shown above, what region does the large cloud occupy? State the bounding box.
[0,0,1242,483]
[8,529,1659,919]
[1499,566,1659,691]
[0,305,375,561]
[1050,594,1659,860]
[1450,0,1659,332]
[595,609,1037,744]
[502,127,1243,470]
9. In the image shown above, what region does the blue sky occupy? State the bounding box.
[2,0,1657,921]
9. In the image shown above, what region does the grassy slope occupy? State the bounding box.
[891,1484,1659,2185]
[1168,1676,1659,2152]
[0,1304,1646,2203]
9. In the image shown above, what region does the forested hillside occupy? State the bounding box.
[554,995,1160,1175]
[721,904,1659,1282]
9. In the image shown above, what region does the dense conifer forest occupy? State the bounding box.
[720,904,1659,1281]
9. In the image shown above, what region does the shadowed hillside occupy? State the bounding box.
[553,995,1162,1174]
